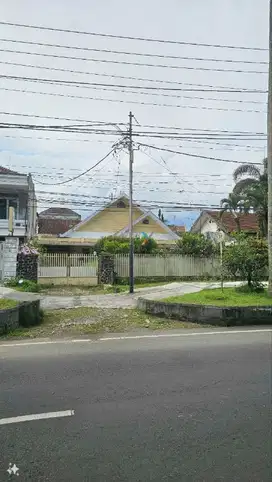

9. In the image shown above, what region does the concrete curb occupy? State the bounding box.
[137,298,272,326]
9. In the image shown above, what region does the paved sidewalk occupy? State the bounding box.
[0,281,244,310]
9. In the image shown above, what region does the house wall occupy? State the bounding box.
[133,216,171,235]
[27,175,37,239]
[200,218,219,235]
[0,174,36,239]
[75,206,143,234]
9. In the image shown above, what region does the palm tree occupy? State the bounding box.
[220,193,247,232]
[232,158,268,237]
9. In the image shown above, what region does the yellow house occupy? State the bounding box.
[59,195,179,246]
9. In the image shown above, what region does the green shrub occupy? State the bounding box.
[4,278,41,293]
[175,233,217,257]
[94,235,158,254]
[4,277,19,287]
[223,237,268,291]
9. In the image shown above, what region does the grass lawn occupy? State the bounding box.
[1,307,206,339]
[39,281,171,296]
[0,298,18,309]
[163,287,272,307]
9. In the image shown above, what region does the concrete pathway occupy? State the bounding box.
[0,281,243,311]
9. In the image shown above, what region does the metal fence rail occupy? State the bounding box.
[39,253,98,278]
[114,254,221,278]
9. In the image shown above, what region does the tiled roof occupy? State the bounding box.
[169,224,186,234]
[38,218,81,235]
[206,210,259,233]
[39,207,80,218]
[0,166,22,175]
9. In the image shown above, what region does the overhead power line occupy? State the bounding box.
[0,74,266,105]
[0,20,267,51]
[137,143,263,165]
[35,147,117,185]
[0,61,267,93]
[0,112,265,135]
[0,87,266,114]
[0,48,267,74]
[0,37,268,65]
[0,121,266,141]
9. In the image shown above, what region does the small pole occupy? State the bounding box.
[128,111,134,294]
[268,0,272,295]
[218,230,224,291]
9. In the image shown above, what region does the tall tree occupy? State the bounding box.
[232,158,268,237]
[220,192,247,232]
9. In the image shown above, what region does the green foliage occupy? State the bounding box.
[223,236,268,290]
[175,232,216,257]
[94,236,158,254]
[29,238,47,254]
[0,298,18,309]
[231,158,268,237]
[4,277,41,293]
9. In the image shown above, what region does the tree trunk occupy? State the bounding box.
[234,217,241,233]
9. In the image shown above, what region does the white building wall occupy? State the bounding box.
[200,219,219,234]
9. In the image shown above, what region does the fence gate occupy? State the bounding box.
[38,253,98,280]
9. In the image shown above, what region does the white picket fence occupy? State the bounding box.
[38,253,98,279]
[38,253,220,282]
[114,254,221,278]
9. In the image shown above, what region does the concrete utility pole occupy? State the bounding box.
[268,0,272,295]
[128,111,134,294]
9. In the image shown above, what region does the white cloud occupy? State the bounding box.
[0,0,268,225]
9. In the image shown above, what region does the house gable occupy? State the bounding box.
[117,212,179,240]
[61,195,179,242]
[61,195,144,238]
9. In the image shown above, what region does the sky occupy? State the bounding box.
[0,0,269,229]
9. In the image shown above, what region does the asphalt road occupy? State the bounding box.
[0,328,271,481]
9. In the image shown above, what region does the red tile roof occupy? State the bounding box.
[39,207,80,218]
[169,224,186,234]
[206,210,259,233]
[38,218,81,235]
[38,207,81,235]
[0,166,22,175]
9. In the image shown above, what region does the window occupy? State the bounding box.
[143,218,149,225]
[116,200,126,208]
[0,199,7,219]
[0,198,18,220]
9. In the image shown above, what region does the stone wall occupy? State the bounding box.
[17,253,38,282]
[98,254,115,284]
[137,298,272,326]
[0,307,19,334]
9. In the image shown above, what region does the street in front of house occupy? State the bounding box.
[0,329,271,481]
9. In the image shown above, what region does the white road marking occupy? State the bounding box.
[0,329,271,349]
[0,339,90,348]
[99,328,272,341]
[0,410,74,426]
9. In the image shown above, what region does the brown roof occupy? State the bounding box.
[38,218,80,235]
[169,224,186,234]
[39,207,80,218]
[0,166,22,175]
[206,211,259,233]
